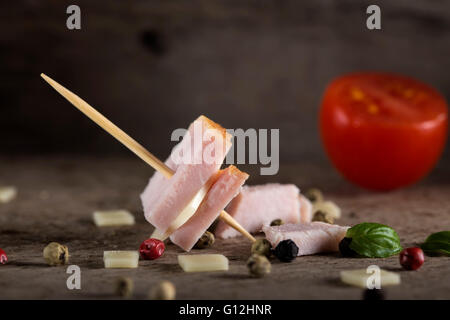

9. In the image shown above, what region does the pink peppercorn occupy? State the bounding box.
[399,247,424,271]
[139,238,165,260]
[0,248,7,264]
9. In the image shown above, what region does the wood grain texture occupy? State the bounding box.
[1,0,449,162]
[0,156,449,299]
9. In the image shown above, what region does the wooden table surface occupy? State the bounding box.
[0,156,449,299]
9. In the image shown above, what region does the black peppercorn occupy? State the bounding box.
[339,237,358,257]
[274,240,298,262]
[363,288,385,300]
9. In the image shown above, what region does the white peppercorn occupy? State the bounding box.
[304,188,324,203]
[149,281,176,300]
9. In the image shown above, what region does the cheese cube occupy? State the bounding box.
[104,251,139,268]
[340,268,401,288]
[178,254,229,272]
[93,210,135,227]
[0,186,17,203]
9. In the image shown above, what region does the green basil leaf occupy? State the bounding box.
[346,222,403,258]
[421,231,450,256]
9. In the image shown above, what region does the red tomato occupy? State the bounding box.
[320,72,448,190]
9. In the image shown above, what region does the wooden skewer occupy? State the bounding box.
[41,73,256,243]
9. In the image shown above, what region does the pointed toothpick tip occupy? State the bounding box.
[40,73,51,83]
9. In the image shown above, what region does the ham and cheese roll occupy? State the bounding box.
[140,115,232,233]
[215,184,312,239]
[170,165,249,251]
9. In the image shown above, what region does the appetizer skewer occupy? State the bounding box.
[40,73,256,244]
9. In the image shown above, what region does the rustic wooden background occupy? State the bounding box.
[1,0,449,164]
[0,157,449,299]
[1,0,450,300]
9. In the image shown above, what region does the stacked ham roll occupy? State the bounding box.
[213,184,348,256]
[215,184,313,239]
[140,115,317,252]
[141,116,249,251]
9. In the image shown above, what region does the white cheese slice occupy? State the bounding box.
[150,228,168,241]
[93,210,135,227]
[103,251,139,268]
[0,186,17,203]
[151,179,214,240]
[178,254,229,272]
[340,268,401,288]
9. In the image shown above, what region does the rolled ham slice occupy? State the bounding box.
[170,166,249,251]
[141,115,232,232]
[263,222,349,256]
[299,194,313,223]
[215,183,302,239]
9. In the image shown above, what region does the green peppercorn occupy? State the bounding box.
[312,210,334,224]
[312,200,341,219]
[270,219,284,226]
[251,238,272,257]
[115,277,133,298]
[247,254,271,278]
[304,188,324,203]
[43,242,69,266]
[194,231,215,249]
